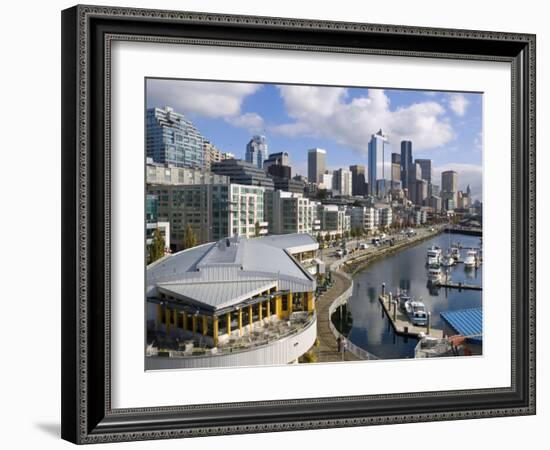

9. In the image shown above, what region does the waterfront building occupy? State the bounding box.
[349,165,367,196]
[211,159,274,189]
[350,206,378,233]
[147,183,267,250]
[245,135,269,169]
[378,207,393,228]
[400,140,413,193]
[332,168,353,196]
[368,129,391,196]
[319,204,350,236]
[146,106,206,169]
[415,158,432,183]
[268,190,321,235]
[146,234,318,369]
[146,159,229,185]
[308,148,326,184]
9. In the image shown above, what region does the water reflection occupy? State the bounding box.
[346,233,482,359]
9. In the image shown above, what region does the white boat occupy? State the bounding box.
[397,290,411,311]
[427,265,442,281]
[426,245,442,265]
[464,250,477,268]
[405,299,429,326]
[442,253,455,267]
[451,246,460,261]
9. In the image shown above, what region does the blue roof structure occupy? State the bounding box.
[440,308,483,345]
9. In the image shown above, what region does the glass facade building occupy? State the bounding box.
[146,106,205,169]
[368,129,390,197]
[245,135,269,169]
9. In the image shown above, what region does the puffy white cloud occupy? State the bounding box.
[433,163,483,200]
[270,86,454,154]
[147,79,263,129]
[226,112,265,133]
[448,93,469,117]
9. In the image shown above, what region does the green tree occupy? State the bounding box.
[148,228,165,264]
[254,220,261,237]
[183,223,197,250]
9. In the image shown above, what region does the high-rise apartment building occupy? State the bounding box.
[308,148,326,184]
[146,106,206,169]
[245,135,269,169]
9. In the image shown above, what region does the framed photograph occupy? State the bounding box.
[61,4,536,444]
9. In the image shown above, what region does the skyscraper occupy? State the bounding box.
[349,165,366,196]
[333,168,353,196]
[400,140,413,192]
[308,148,326,184]
[146,106,206,169]
[368,129,390,196]
[441,170,458,210]
[391,153,401,188]
[415,158,432,183]
[441,170,458,192]
[245,135,268,169]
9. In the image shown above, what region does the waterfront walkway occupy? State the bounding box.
[315,271,359,362]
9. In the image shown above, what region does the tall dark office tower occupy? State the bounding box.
[349,165,366,196]
[400,140,413,192]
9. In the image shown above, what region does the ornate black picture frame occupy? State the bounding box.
[61,4,536,444]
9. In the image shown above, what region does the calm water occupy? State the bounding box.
[345,232,482,359]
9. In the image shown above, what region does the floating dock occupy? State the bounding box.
[434,281,482,291]
[378,294,443,339]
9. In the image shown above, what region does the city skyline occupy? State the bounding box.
[147,79,483,199]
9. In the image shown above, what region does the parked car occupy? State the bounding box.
[359,242,369,250]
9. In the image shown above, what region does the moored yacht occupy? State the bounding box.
[427,264,442,281]
[405,299,429,326]
[442,252,455,267]
[397,290,411,311]
[451,246,460,261]
[426,245,442,266]
[464,250,477,268]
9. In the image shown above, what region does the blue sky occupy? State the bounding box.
[146,79,483,198]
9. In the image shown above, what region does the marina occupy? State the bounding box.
[378,292,444,339]
[342,232,483,359]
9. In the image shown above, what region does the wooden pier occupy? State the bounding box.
[378,294,443,339]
